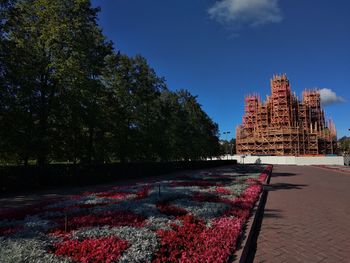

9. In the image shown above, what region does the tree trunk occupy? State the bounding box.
[23,156,29,167]
[37,71,54,167]
[87,126,94,164]
[37,85,48,167]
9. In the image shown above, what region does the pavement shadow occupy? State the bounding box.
[266,183,307,191]
[262,208,283,219]
[271,172,297,177]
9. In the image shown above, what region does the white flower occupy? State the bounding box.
[145,216,182,231]
[171,199,230,221]
[0,237,71,263]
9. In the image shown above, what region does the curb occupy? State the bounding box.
[311,165,350,175]
[232,168,272,263]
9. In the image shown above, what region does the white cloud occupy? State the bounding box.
[319,88,345,106]
[208,0,283,28]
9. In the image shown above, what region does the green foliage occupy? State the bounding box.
[220,139,236,156]
[338,136,350,155]
[0,0,220,165]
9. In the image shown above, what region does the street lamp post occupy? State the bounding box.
[223,131,231,160]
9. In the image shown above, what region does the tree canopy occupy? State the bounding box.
[338,136,350,155]
[0,0,221,165]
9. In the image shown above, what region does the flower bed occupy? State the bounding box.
[54,236,130,263]
[0,164,272,263]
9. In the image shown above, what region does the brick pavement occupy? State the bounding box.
[313,165,350,175]
[254,165,350,263]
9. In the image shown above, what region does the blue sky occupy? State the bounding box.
[92,0,350,139]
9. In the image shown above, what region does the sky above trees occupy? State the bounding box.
[92,0,350,139]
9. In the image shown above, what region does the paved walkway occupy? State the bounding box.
[313,165,350,175]
[254,165,350,263]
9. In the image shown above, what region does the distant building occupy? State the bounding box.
[236,74,337,156]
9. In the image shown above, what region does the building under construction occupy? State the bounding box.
[236,74,337,156]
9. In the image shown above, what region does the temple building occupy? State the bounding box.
[236,74,337,156]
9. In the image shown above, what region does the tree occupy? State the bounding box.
[1,0,112,165]
[130,55,167,161]
[219,138,236,156]
[168,90,220,160]
[102,54,169,162]
[101,53,136,162]
[0,0,221,165]
[338,136,350,155]
[102,56,221,162]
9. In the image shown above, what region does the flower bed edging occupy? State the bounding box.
[231,165,273,263]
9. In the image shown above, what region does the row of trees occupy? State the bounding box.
[219,139,236,156]
[0,0,220,165]
[338,136,350,155]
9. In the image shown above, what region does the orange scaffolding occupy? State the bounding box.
[236,74,337,156]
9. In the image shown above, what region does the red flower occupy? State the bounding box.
[0,226,23,236]
[153,215,243,263]
[49,229,72,239]
[96,191,130,199]
[0,200,56,220]
[156,202,188,217]
[215,187,233,195]
[53,210,146,232]
[53,236,129,263]
[135,186,151,200]
[245,178,260,185]
[224,184,262,220]
[191,192,224,203]
[259,173,268,183]
[152,181,266,262]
